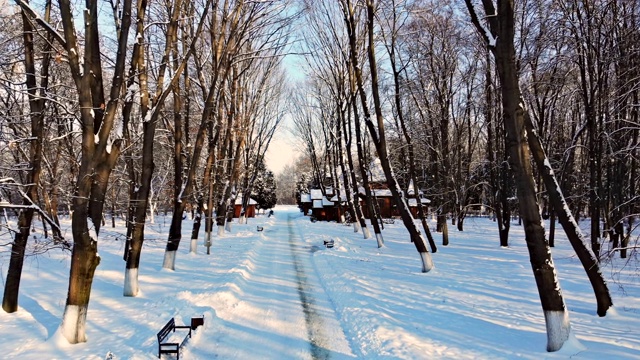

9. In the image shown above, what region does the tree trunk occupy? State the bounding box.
[438,215,449,246]
[61,224,100,344]
[163,2,234,268]
[126,0,195,294]
[2,2,49,313]
[523,110,612,316]
[2,210,36,313]
[466,0,570,350]
[352,0,432,271]
[347,59,380,244]
[387,11,437,253]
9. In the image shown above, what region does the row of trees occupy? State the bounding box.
[290,0,638,352]
[1,0,290,344]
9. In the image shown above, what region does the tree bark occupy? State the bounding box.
[466,0,570,351]
[523,110,612,316]
[344,0,433,271]
[2,0,51,313]
[385,3,436,252]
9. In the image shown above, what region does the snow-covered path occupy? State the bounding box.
[1,205,639,359]
[190,210,353,359]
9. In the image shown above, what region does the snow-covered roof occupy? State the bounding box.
[407,198,431,206]
[312,199,323,209]
[330,194,347,202]
[368,158,386,183]
[322,197,334,207]
[372,189,393,197]
[234,197,257,205]
[325,186,334,196]
[300,193,312,203]
[310,189,323,200]
[406,180,424,196]
[357,187,393,197]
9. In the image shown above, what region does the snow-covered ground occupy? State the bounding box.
[0,205,638,359]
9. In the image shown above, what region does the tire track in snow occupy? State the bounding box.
[288,214,332,360]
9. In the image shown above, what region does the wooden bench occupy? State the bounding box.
[157,318,192,359]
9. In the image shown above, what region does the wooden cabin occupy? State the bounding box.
[328,194,348,222]
[408,197,431,217]
[359,188,395,219]
[299,193,312,215]
[234,197,257,218]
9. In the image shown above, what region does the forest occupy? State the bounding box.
[0,0,638,354]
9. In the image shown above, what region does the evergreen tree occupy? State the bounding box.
[253,161,277,210]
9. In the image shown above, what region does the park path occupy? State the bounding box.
[197,209,354,359]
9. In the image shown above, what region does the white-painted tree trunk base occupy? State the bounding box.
[340,215,345,223]
[225,221,232,232]
[149,203,156,224]
[544,310,571,352]
[420,252,434,273]
[162,250,176,270]
[353,221,361,233]
[123,267,139,296]
[217,225,225,237]
[363,226,371,239]
[376,232,384,248]
[189,239,197,254]
[61,304,88,344]
[239,215,246,224]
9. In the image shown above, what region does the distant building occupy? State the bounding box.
[358,159,431,219]
[234,197,257,218]
[299,193,312,215]
[312,195,334,221]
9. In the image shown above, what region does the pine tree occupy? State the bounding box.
[252,160,277,211]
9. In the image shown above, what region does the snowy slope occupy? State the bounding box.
[0,206,638,359]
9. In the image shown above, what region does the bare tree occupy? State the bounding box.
[341,0,433,271]
[378,0,437,252]
[12,0,135,342]
[465,0,611,350]
[122,0,212,296]
[2,0,60,313]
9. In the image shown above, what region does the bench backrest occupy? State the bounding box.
[157,318,175,341]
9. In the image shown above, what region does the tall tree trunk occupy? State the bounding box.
[466,0,570,351]
[2,0,51,313]
[523,110,612,316]
[345,98,370,238]
[126,0,208,293]
[345,0,433,271]
[39,0,130,342]
[485,49,510,247]
[387,5,437,252]
[163,1,237,268]
[350,67,382,246]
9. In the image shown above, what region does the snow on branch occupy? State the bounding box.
[464,0,497,48]
[13,0,67,48]
[0,177,65,240]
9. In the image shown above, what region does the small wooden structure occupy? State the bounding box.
[299,193,312,215]
[234,197,257,218]
[359,187,395,219]
[311,196,334,221]
[408,197,431,217]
